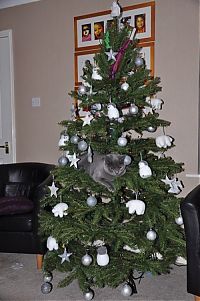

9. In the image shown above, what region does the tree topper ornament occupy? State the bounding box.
[110,0,121,18]
[52,202,69,218]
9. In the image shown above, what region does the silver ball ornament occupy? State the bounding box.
[117,137,128,147]
[124,155,132,165]
[41,282,53,294]
[146,229,157,241]
[78,85,87,95]
[43,271,53,282]
[147,126,157,133]
[121,283,133,297]
[81,253,93,266]
[175,216,183,225]
[83,289,94,301]
[87,196,97,207]
[135,57,144,67]
[129,104,138,115]
[78,140,88,151]
[70,135,80,144]
[58,156,68,166]
[121,82,129,91]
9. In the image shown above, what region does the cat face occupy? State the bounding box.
[104,154,126,177]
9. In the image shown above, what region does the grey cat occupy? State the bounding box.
[78,152,126,191]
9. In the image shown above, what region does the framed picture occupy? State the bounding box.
[74,1,155,51]
[74,49,99,86]
[74,41,154,86]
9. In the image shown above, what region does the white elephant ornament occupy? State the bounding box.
[52,202,69,218]
[126,199,146,215]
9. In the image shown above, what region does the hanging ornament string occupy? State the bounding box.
[110,28,136,79]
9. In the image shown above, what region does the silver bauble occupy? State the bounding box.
[175,216,183,225]
[70,135,80,144]
[129,104,138,115]
[121,82,129,91]
[91,103,102,111]
[78,140,88,151]
[58,156,68,166]
[78,85,87,95]
[135,57,144,67]
[87,196,97,207]
[147,126,157,133]
[43,271,53,283]
[81,253,93,266]
[83,289,94,301]
[121,283,133,297]
[124,155,132,166]
[146,229,157,241]
[41,282,53,294]
[117,137,128,147]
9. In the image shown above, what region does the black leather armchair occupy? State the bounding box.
[0,162,54,269]
[181,185,200,301]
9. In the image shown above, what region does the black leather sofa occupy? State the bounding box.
[181,185,200,300]
[0,162,54,269]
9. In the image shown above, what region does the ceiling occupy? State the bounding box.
[0,0,40,9]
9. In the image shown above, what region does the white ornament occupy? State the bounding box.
[58,247,72,264]
[47,236,58,251]
[48,181,59,198]
[69,152,80,168]
[97,246,109,266]
[139,161,152,178]
[123,245,142,254]
[117,136,127,147]
[105,49,117,61]
[52,202,69,218]
[175,256,187,265]
[92,240,105,247]
[81,113,94,126]
[161,175,183,194]
[175,216,184,225]
[121,82,129,91]
[87,145,93,163]
[151,252,163,260]
[126,199,146,215]
[110,0,121,17]
[156,135,173,148]
[147,97,163,110]
[107,103,119,119]
[58,133,69,147]
[146,229,157,241]
[92,66,102,80]
[142,106,153,115]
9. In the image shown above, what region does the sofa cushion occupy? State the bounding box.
[4,183,33,198]
[0,213,33,232]
[0,197,33,216]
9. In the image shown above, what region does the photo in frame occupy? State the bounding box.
[74,1,155,51]
[74,42,154,86]
[74,41,154,117]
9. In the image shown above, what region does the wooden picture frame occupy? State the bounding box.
[74,1,155,52]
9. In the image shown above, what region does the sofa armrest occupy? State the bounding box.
[180,185,200,296]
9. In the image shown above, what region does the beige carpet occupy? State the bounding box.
[0,253,193,301]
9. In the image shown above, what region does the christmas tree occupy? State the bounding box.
[39,2,185,299]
